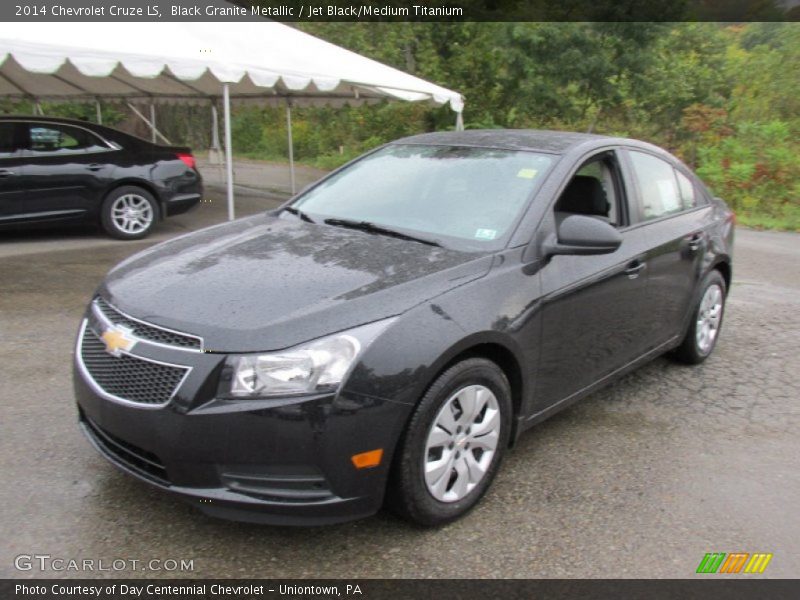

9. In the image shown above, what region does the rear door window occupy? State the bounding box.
[26,123,109,155]
[628,150,683,221]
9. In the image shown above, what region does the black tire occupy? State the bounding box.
[101,186,159,240]
[671,269,727,365]
[386,358,512,526]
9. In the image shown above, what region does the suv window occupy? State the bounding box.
[554,152,626,227]
[628,150,683,220]
[26,123,108,154]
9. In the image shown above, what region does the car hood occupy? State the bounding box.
[101,214,491,352]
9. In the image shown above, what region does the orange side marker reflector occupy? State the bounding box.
[351,449,383,469]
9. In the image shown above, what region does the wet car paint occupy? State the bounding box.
[73,130,734,524]
[102,214,492,352]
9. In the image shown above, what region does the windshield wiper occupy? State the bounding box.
[283,206,315,223]
[324,218,442,247]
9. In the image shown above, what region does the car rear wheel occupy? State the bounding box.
[386,358,512,526]
[101,186,158,240]
[672,269,727,364]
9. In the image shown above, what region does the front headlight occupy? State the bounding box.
[224,318,395,398]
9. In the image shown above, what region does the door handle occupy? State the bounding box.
[0,168,15,177]
[624,260,646,279]
[86,163,103,171]
[687,233,704,251]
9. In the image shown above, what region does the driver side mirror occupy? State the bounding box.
[544,214,622,257]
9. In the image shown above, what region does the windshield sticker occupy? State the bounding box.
[475,228,497,240]
[517,168,538,179]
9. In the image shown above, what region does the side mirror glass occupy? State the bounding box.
[545,214,622,256]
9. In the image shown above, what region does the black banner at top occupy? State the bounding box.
[1,0,798,22]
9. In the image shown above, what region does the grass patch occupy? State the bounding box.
[736,212,800,232]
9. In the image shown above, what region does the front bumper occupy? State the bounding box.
[72,319,412,525]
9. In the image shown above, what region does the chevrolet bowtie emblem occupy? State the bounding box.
[101,325,136,357]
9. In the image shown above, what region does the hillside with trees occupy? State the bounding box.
[4,23,797,229]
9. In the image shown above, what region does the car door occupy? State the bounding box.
[14,121,116,221]
[622,148,710,348]
[533,149,653,411]
[0,121,29,221]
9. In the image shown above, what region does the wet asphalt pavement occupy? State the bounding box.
[1,185,798,579]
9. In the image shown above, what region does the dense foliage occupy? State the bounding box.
[4,23,797,229]
[289,23,799,229]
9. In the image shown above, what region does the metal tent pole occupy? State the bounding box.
[211,104,220,151]
[126,103,171,144]
[286,101,296,195]
[455,111,464,131]
[149,103,157,143]
[95,100,102,124]
[223,84,235,221]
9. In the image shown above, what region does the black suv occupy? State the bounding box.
[0,116,202,239]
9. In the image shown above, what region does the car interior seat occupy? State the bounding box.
[556,175,610,218]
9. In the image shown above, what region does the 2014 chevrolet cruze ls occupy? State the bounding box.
[74,130,733,526]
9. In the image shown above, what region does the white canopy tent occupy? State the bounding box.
[0,22,464,219]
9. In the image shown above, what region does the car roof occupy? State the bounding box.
[393,129,653,155]
[0,114,150,146]
[1,114,101,127]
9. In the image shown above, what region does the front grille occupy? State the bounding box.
[94,297,202,351]
[81,414,169,485]
[80,325,189,406]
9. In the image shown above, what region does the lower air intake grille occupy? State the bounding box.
[81,414,169,485]
[80,325,189,406]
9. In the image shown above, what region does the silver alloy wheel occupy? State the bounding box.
[696,283,723,354]
[423,384,501,503]
[110,193,154,234]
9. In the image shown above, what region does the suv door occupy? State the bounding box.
[0,121,28,222]
[15,121,116,222]
[622,148,711,348]
[534,149,652,412]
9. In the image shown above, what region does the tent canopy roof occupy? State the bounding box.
[0,22,463,112]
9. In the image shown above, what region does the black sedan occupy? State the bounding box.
[0,116,202,239]
[73,130,733,526]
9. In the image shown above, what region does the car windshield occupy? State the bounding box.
[290,144,555,250]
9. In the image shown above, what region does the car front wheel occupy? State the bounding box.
[672,269,727,364]
[101,186,158,240]
[387,358,512,526]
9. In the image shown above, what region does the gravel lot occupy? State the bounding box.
[1,181,797,579]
